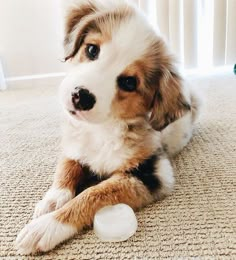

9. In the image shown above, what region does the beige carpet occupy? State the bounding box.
[0,72,236,259]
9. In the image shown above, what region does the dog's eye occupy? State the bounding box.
[117,76,137,92]
[85,44,100,60]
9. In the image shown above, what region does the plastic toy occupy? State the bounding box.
[94,204,138,242]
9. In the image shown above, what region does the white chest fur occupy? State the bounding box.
[62,119,135,176]
[61,118,160,176]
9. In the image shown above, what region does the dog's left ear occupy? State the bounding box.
[149,67,191,131]
[63,1,98,61]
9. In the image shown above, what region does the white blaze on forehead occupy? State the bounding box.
[101,13,156,74]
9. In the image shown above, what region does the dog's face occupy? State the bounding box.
[60,0,190,130]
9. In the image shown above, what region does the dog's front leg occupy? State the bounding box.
[33,158,83,218]
[16,173,156,254]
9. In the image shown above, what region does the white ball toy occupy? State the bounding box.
[94,203,138,242]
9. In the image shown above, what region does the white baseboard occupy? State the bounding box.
[5,72,66,88]
[0,60,7,91]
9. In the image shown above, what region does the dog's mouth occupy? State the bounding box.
[67,109,87,121]
[69,110,76,115]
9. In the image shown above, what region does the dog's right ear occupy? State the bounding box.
[63,1,98,61]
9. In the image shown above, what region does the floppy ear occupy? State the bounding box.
[149,68,191,131]
[63,1,98,61]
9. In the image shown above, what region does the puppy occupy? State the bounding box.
[16,0,201,254]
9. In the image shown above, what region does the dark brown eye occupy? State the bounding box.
[85,44,100,60]
[117,76,137,92]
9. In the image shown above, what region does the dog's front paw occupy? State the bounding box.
[15,213,77,255]
[33,188,73,219]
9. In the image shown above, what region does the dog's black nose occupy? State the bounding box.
[72,87,96,111]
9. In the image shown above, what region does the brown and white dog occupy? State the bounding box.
[16,0,201,254]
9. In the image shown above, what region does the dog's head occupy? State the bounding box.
[60,0,190,130]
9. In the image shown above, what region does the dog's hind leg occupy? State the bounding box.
[160,112,194,157]
[161,90,202,157]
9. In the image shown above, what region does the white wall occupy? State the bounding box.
[0,0,66,80]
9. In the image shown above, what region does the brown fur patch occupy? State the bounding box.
[93,9,132,40]
[112,90,148,119]
[55,173,153,229]
[54,158,83,194]
[111,60,152,120]
[54,158,106,195]
[65,3,97,35]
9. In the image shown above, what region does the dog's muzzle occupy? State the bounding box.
[71,87,96,111]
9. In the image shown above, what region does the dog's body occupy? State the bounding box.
[16,0,201,254]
